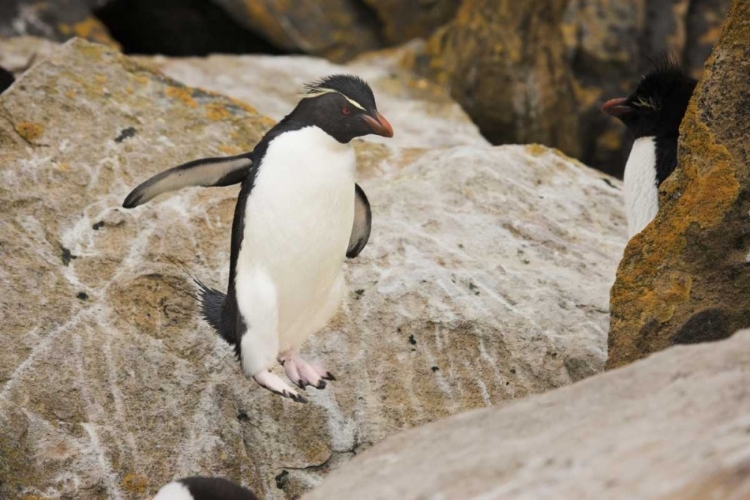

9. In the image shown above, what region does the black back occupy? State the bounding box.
[178,477,258,500]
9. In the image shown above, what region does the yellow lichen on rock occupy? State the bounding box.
[15,122,44,142]
[165,86,199,108]
[58,17,120,49]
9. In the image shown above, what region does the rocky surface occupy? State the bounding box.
[362,0,460,45]
[210,0,383,62]
[304,329,750,500]
[409,0,581,159]
[0,0,117,47]
[608,0,750,369]
[0,38,626,499]
[410,0,731,177]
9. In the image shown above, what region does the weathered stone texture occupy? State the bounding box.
[608,0,750,369]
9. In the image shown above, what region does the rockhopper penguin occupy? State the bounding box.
[153,477,258,500]
[601,60,697,237]
[123,75,393,402]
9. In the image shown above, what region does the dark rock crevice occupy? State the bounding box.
[93,0,290,56]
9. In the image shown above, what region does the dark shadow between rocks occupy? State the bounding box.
[93,0,293,56]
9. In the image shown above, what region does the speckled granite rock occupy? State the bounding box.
[607,0,750,369]
[304,330,750,500]
[0,38,626,499]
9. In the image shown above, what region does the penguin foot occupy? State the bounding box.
[252,370,307,404]
[279,352,331,390]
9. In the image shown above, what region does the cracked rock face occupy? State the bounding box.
[304,330,750,500]
[0,39,626,499]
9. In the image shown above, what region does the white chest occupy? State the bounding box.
[623,136,659,237]
[239,126,356,283]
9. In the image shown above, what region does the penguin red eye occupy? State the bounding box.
[342,106,351,116]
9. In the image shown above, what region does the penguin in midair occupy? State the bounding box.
[601,60,697,237]
[153,477,258,500]
[123,75,393,402]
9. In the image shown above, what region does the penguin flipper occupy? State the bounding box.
[122,153,252,208]
[347,183,371,259]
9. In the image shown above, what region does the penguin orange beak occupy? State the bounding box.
[601,97,632,118]
[363,111,394,138]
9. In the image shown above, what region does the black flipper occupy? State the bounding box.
[122,153,252,208]
[347,183,372,258]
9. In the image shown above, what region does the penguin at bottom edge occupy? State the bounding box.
[601,59,697,238]
[153,477,258,500]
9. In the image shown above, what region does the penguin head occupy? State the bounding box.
[295,74,394,143]
[602,60,697,140]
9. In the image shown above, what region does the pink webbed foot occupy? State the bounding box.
[279,351,336,390]
[253,370,307,403]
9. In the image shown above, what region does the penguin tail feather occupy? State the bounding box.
[163,256,232,345]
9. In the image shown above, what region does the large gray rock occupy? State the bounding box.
[304,330,750,500]
[0,38,625,499]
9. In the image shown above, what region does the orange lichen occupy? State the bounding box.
[15,122,44,142]
[226,96,260,115]
[525,144,548,157]
[165,86,198,108]
[632,273,693,325]
[59,17,119,47]
[206,103,230,121]
[122,473,148,494]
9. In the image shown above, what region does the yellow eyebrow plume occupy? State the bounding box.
[302,87,366,111]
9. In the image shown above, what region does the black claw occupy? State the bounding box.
[315,380,327,390]
[292,393,308,404]
[297,381,308,390]
[323,372,336,381]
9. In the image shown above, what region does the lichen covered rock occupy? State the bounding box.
[0,0,118,47]
[0,38,625,499]
[608,0,750,369]
[409,0,581,159]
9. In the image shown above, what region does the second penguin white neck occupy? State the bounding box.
[624,136,658,238]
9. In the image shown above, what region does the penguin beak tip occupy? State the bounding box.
[601,97,631,118]
[363,111,394,138]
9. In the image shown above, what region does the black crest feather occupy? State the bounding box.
[303,74,376,110]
